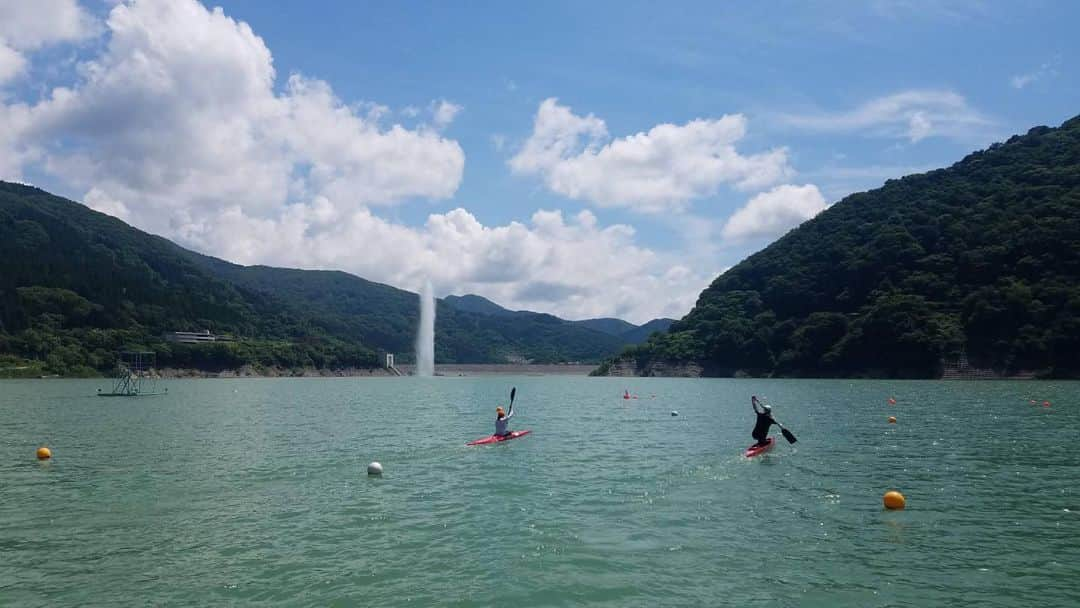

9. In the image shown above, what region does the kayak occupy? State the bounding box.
[467,430,532,446]
[744,437,775,458]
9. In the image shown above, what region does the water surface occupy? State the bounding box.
[1,377,1077,606]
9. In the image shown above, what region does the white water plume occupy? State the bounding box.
[415,279,435,377]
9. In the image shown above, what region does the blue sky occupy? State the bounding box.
[1,0,1077,322]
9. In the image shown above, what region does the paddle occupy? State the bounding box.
[761,397,797,444]
[510,386,516,408]
[776,423,798,444]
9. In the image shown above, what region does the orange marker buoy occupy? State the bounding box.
[36,447,52,460]
[883,490,905,510]
[888,416,897,424]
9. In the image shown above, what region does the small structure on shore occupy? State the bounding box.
[98,351,167,397]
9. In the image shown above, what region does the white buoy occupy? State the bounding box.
[367,461,383,476]
[671,411,679,416]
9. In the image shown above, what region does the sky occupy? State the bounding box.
[0,1,1077,323]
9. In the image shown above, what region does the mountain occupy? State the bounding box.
[0,182,628,376]
[618,318,675,343]
[442,294,515,317]
[597,115,1080,379]
[572,318,637,336]
[442,294,676,345]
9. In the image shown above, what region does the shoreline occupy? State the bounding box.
[5,363,602,379]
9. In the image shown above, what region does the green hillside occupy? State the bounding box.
[443,294,516,317]
[598,115,1080,378]
[0,182,626,376]
[442,293,675,346]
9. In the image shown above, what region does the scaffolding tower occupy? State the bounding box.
[98,351,167,397]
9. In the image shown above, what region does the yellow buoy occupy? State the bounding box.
[36,446,52,460]
[888,416,897,424]
[883,490,905,510]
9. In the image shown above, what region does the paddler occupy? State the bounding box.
[495,403,514,437]
[750,395,775,446]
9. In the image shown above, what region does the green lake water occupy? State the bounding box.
[1,377,1078,606]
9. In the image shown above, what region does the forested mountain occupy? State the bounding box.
[0,182,628,376]
[442,294,675,345]
[617,318,676,344]
[598,115,1080,379]
[443,294,517,317]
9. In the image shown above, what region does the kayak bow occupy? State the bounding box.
[467,430,532,446]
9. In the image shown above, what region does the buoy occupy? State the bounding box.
[671,411,678,416]
[367,461,383,476]
[1043,401,1051,408]
[888,416,897,424]
[36,447,52,460]
[883,490,906,510]
[888,397,897,405]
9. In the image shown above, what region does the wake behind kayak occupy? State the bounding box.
[467,430,531,446]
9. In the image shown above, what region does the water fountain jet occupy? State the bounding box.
[415,279,435,377]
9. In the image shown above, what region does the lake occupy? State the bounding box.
[1,377,1077,606]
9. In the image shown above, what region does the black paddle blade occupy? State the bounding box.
[781,427,797,444]
[510,387,516,405]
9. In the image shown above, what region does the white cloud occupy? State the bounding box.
[83,186,130,220]
[0,0,704,323]
[0,40,26,83]
[178,202,708,322]
[15,0,464,232]
[722,184,827,241]
[0,0,98,84]
[780,90,991,142]
[431,99,462,129]
[1010,59,1059,90]
[0,0,98,50]
[510,98,792,213]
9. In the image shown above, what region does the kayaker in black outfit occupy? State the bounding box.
[751,395,775,446]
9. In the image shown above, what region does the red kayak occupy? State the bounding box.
[744,437,775,458]
[467,430,532,446]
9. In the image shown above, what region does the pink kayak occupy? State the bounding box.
[467,430,532,446]
[744,437,775,458]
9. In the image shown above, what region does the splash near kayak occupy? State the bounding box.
[467,430,532,446]
[744,437,775,458]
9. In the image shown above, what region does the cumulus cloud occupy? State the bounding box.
[15,0,464,235]
[780,90,991,142]
[0,0,98,84]
[0,0,705,322]
[0,0,98,49]
[180,203,709,322]
[722,184,827,241]
[509,98,792,213]
[0,41,26,83]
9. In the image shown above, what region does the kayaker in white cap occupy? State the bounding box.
[750,395,776,447]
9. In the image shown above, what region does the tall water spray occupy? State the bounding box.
[415,280,435,377]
